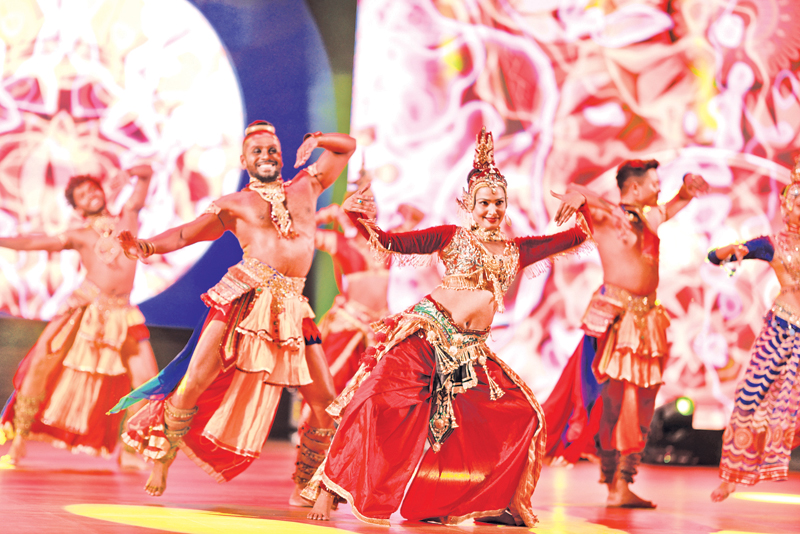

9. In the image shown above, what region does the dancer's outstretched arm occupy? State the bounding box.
[0,233,69,252]
[516,193,593,269]
[343,185,457,255]
[708,236,774,264]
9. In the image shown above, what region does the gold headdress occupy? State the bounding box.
[458,127,507,212]
[782,156,800,213]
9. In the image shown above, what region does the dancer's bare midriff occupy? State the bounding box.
[428,287,497,331]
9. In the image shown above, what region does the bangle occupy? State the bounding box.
[303,131,322,141]
[139,240,156,258]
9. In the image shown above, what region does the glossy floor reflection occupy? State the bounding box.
[1,441,798,533]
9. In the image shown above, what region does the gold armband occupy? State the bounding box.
[306,162,320,179]
[203,201,226,230]
[203,202,221,215]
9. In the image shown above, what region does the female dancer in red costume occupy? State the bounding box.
[303,128,593,526]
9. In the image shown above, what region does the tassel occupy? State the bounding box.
[480,360,505,401]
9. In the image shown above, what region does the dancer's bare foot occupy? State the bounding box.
[307,489,334,521]
[289,484,314,507]
[607,480,656,508]
[144,456,175,497]
[118,447,148,471]
[711,481,736,502]
[474,509,524,526]
[6,435,26,465]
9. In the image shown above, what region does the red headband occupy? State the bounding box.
[244,120,276,142]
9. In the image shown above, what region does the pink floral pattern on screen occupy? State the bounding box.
[349,0,800,427]
[0,0,244,319]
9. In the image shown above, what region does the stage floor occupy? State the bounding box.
[1,440,798,534]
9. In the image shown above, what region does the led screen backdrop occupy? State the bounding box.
[0,0,338,328]
[349,0,800,427]
[0,0,244,318]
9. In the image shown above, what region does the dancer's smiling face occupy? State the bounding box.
[471,186,507,231]
[241,132,283,183]
[72,180,107,216]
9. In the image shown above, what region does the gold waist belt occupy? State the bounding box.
[204,256,307,310]
[771,301,800,329]
[64,279,131,312]
[239,256,306,296]
[599,284,657,316]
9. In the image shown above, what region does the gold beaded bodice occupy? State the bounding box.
[438,227,519,312]
[775,232,800,293]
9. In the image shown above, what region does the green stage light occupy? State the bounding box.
[675,396,694,417]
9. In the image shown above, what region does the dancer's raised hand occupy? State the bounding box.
[551,190,586,226]
[343,185,377,219]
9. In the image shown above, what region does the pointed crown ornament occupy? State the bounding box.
[782,155,800,213]
[458,127,508,212]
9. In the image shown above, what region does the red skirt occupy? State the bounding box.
[543,335,603,462]
[322,334,543,526]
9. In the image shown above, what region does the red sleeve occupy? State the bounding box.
[347,211,457,255]
[577,202,594,234]
[347,210,373,239]
[515,203,593,269]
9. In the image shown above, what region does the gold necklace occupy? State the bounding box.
[469,225,507,242]
[85,214,122,264]
[248,178,296,239]
[87,214,116,237]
